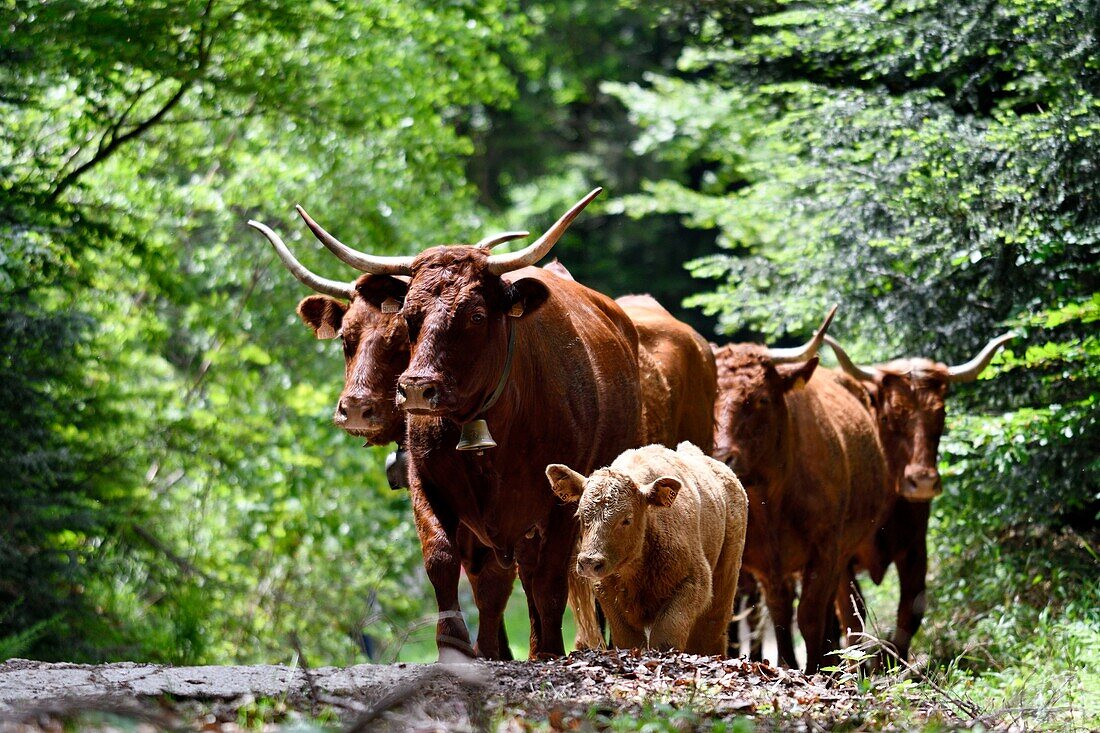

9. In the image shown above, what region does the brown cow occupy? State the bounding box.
[825,333,1014,661]
[280,189,644,658]
[546,442,748,654]
[617,295,717,453]
[248,216,534,659]
[711,308,891,672]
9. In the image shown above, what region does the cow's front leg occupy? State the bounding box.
[409,482,472,658]
[464,540,516,660]
[891,539,928,663]
[798,550,843,673]
[519,559,568,658]
[761,573,799,668]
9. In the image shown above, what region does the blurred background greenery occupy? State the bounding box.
[1,0,1096,721]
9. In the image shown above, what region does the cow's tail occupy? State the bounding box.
[568,570,604,651]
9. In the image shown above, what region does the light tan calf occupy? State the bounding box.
[546,442,748,655]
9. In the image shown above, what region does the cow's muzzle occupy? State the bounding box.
[397,376,444,413]
[900,466,942,502]
[334,394,393,438]
[576,552,609,580]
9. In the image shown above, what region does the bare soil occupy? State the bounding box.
[0,651,969,731]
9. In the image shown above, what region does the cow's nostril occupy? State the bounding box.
[397,383,407,397]
[423,386,437,401]
[592,560,605,573]
[337,401,348,419]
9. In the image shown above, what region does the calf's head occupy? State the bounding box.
[546,463,681,580]
[826,333,1013,502]
[712,307,837,484]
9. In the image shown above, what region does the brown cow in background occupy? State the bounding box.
[617,295,718,453]
[711,308,891,671]
[825,333,1014,661]
[280,189,645,658]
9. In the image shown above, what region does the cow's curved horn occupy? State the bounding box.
[767,304,839,364]
[946,333,1015,382]
[475,231,530,250]
[248,220,356,300]
[487,188,602,275]
[295,205,414,276]
[823,335,878,382]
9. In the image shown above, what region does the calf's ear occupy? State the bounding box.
[297,295,347,340]
[641,476,681,508]
[776,356,819,392]
[546,464,586,503]
[505,278,550,319]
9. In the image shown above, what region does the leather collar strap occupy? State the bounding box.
[476,321,517,417]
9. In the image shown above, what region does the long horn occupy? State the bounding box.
[823,335,878,381]
[488,188,603,275]
[946,332,1015,382]
[295,205,414,276]
[248,220,356,300]
[475,231,530,250]
[767,304,839,364]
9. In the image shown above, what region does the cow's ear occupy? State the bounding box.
[863,381,880,409]
[776,356,819,392]
[641,476,681,508]
[297,295,347,340]
[505,278,550,319]
[356,275,409,313]
[546,464,586,503]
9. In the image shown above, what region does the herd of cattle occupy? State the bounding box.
[249,189,1012,672]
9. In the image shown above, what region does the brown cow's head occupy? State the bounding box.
[711,308,837,486]
[546,463,680,580]
[270,190,602,426]
[296,275,411,444]
[396,245,550,421]
[247,215,411,445]
[826,333,1013,502]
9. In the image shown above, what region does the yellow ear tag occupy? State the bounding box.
[508,302,524,318]
[793,377,807,391]
[381,297,402,314]
[316,323,337,340]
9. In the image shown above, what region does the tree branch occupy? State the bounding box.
[44,0,218,204]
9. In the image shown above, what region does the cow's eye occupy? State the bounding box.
[404,314,422,339]
[470,312,486,325]
[621,517,631,527]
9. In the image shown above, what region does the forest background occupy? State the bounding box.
[1,0,1096,721]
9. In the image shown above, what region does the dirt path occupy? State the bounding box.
[0,652,968,731]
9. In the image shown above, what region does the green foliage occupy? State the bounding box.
[1,0,529,663]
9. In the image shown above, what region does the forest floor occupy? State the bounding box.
[0,651,990,732]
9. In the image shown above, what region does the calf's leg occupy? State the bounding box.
[651,574,711,652]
